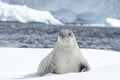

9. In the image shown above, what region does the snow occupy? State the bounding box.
[0,48,120,80]
[0,1,63,25]
[106,18,120,27]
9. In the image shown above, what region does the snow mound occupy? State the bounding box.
[0,48,120,80]
[106,18,120,27]
[0,1,63,25]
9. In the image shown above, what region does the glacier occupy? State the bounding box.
[0,1,63,25]
[1,0,120,26]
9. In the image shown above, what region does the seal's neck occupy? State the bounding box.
[55,39,79,50]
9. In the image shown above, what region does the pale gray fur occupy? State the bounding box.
[37,29,90,76]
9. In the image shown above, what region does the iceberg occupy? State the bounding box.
[106,18,120,27]
[2,0,120,26]
[0,1,63,25]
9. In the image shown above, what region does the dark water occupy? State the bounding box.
[0,22,120,51]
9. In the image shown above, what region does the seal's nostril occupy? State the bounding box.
[59,32,65,37]
[59,32,62,36]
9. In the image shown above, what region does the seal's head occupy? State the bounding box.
[56,29,77,47]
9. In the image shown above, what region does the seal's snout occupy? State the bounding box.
[59,31,66,37]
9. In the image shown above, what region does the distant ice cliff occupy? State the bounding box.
[1,0,120,25]
[0,1,63,25]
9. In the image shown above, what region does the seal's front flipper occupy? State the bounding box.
[79,62,90,72]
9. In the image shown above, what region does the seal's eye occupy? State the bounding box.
[68,32,71,36]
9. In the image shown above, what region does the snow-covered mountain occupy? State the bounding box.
[1,0,120,25]
[0,1,63,25]
[0,48,120,80]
